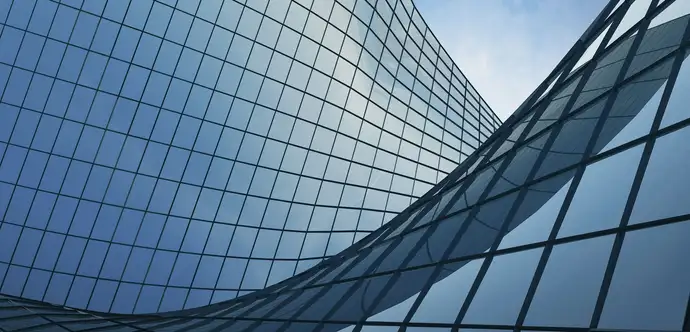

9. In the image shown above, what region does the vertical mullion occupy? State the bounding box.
[451,0,638,326]
[512,0,629,328]
[590,13,690,329]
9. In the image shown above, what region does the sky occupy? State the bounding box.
[414,0,609,120]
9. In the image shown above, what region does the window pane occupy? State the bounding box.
[661,52,690,128]
[631,125,690,224]
[499,178,572,250]
[597,81,666,154]
[599,221,690,330]
[411,260,483,324]
[526,235,614,327]
[462,248,543,325]
[558,145,643,238]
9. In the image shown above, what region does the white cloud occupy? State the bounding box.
[415,0,608,120]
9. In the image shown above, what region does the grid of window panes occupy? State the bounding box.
[0,0,500,315]
[3,0,690,331]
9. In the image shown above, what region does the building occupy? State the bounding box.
[2,0,689,331]
[0,0,500,316]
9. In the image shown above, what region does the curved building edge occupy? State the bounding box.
[0,0,500,315]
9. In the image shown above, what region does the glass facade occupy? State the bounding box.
[0,0,500,316]
[2,0,690,331]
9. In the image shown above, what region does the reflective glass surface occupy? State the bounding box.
[0,0,499,314]
[1,1,690,332]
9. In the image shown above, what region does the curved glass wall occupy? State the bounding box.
[2,0,690,331]
[0,0,500,314]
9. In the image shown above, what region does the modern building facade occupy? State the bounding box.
[0,0,500,316]
[2,0,690,331]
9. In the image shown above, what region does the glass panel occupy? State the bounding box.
[582,60,625,94]
[411,260,484,324]
[366,293,419,322]
[598,81,666,153]
[525,235,615,327]
[449,159,504,213]
[462,248,543,325]
[630,124,690,224]
[558,145,643,238]
[535,100,605,179]
[499,179,572,250]
[599,221,690,330]
[490,114,533,160]
[661,51,690,128]
[626,18,687,79]
[489,134,549,198]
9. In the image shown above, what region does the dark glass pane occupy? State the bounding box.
[525,235,614,327]
[558,145,643,238]
[631,125,690,224]
[462,248,543,325]
[599,221,690,330]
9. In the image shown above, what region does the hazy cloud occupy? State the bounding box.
[415,0,608,120]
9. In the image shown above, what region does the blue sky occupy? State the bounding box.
[415,0,608,120]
